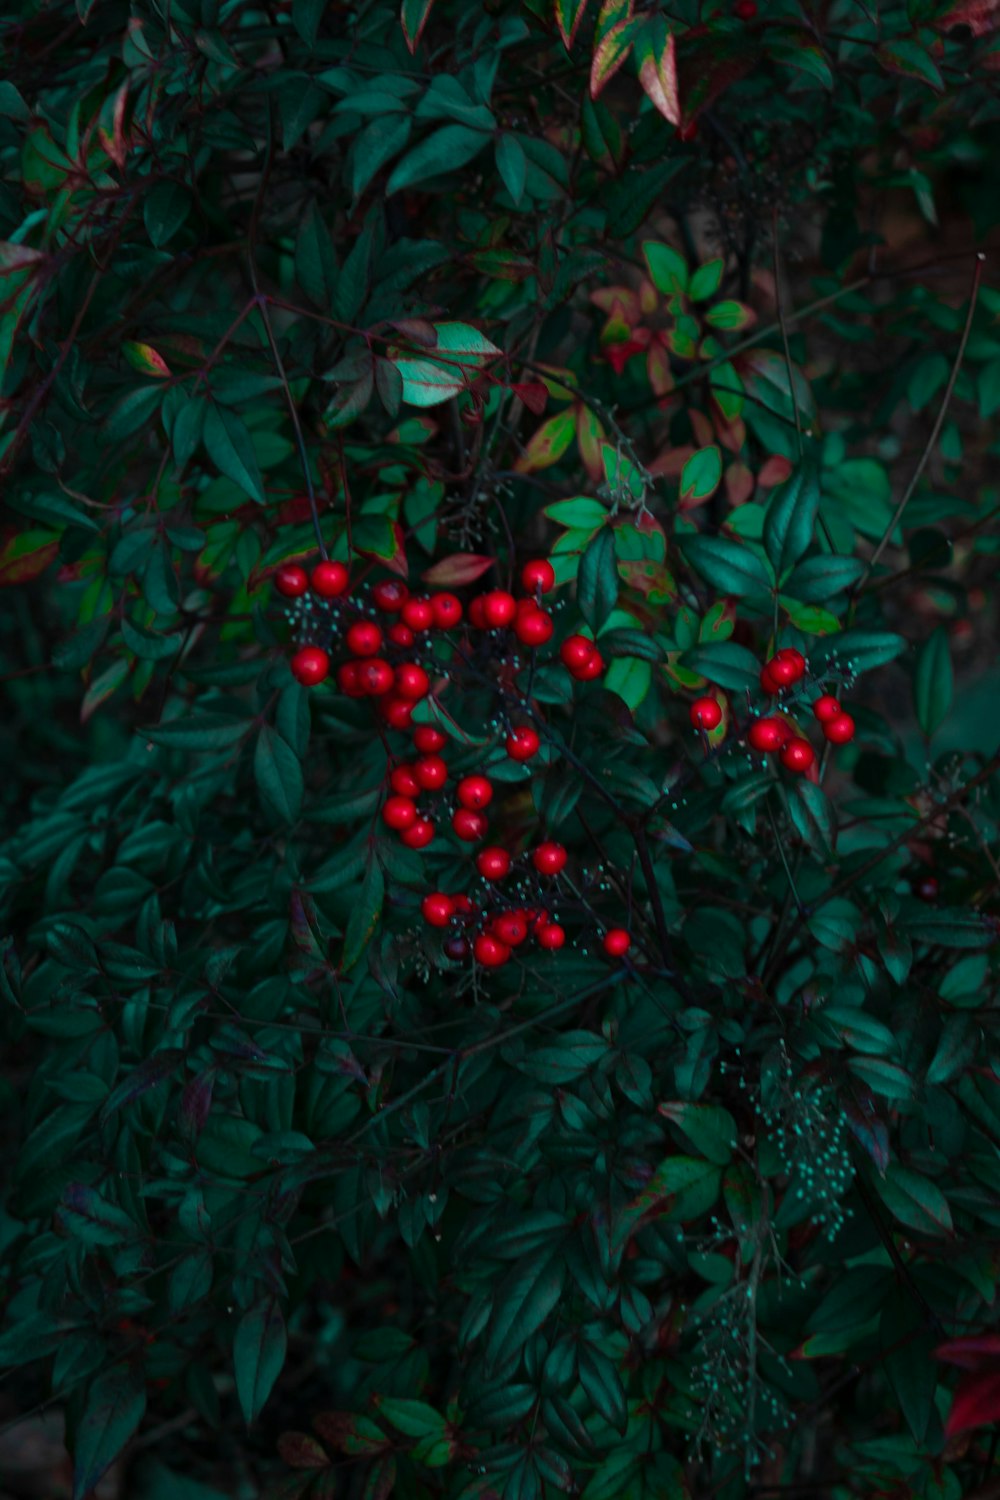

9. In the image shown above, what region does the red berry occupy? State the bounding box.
[401,596,434,631]
[536,922,565,950]
[457,775,493,810]
[358,658,394,696]
[760,665,781,695]
[482,590,517,628]
[506,727,540,761]
[532,841,567,876]
[748,717,790,753]
[444,935,470,961]
[522,558,556,594]
[775,647,806,681]
[311,560,349,598]
[413,725,447,753]
[560,634,595,672]
[813,694,842,723]
[515,608,554,648]
[391,764,421,798]
[453,893,474,916]
[734,0,756,18]
[468,596,487,629]
[387,622,415,648]
[421,893,454,927]
[574,651,605,682]
[346,620,382,657]
[380,696,414,729]
[493,912,528,947]
[414,754,447,790]
[373,580,409,612]
[690,697,723,731]
[780,737,815,773]
[401,817,434,849]
[477,847,511,881]
[394,663,430,700]
[823,712,855,745]
[452,807,487,842]
[337,661,364,697]
[914,874,939,902]
[291,646,329,686]
[382,794,417,831]
[474,933,510,967]
[603,928,631,958]
[764,655,800,688]
[430,592,463,628]
[275,563,308,597]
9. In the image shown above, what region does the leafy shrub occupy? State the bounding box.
[2,2,1000,1498]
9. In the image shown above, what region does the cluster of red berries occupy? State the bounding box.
[688,647,856,776]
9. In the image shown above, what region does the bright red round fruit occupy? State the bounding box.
[275,563,308,597]
[414,725,447,753]
[477,846,511,881]
[345,621,382,657]
[603,928,631,958]
[337,661,364,697]
[394,663,430,700]
[813,694,842,723]
[452,894,474,916]
[430,592,462,628]
[493,912,528,946]
[780,737,815,773]
[765,655,800,688]
[452,807,487,842]
[401,817,434,849]
[532,841,567,876]
[574,651,605,682]
[474,933,510,967]
[468,596,487,629]
[506,727,540,761]
[401,596,434,631]
[387,622,415,648]
[536,922,565,949]
[515,608,554,648]
[422,893,454,927]
[690,697,723,731]
[391,764,421,798]
[560,634,595,672]
[382,794,417,831]
[291,646,329,686]
[380,696,414,729]
[311,560,349,598]
[823,712,855,745]
[760,665,780,695]
[748,717,790,753]
[373,580,409,612]
[358,658,394,696]
[482,590,517,628]
[414,754,447,790]
[775,647,806,680]
[522,558,556,594]
[457,775,493,810]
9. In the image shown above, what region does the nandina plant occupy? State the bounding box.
[2,3,1000,1499]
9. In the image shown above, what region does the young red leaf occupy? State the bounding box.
[421,553,494,586]
[945,1371,1000,1437]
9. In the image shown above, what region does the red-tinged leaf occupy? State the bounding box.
[939,0,1000,32]
[71,1363,146,1500]
[0,241,45,271]
[278,1432,330,1469]
[591,16,641,98]
[725,460,754,506]
[358,520,408,578]
[400,0,434,53]
[515,409,576,472]
[935,1334,1000,1370]
[0,528,58,584]
[81,661,128,723]
[99,1048,185,1124]
[591,285,643,321]
[178,1070,216,1141]
[646,340,674,396]
[945,1372,1000,1437]
[576,402,605,481]
[422,553,495,586]
[363,1454,397,1500]
[508,379,548,414]
[756,454,794,489]
[290,888,326,962]
[123,341,171,377]
[555,0,590,50]
[636,24,680,126]
[390,317,437,348]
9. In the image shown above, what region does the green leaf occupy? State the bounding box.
[789,780,836,858]
[680,445,722,505]
[577,1343,628,1435]
[810,629,907,676]
[641,240,687,296]
[657,1102,737,1165]
[545,496,608,531]
[689,257,724,302]
[143,713,249,751]
[899,910,994,949]
[578,528,619,630]
[72,1363,146,1500]
[913,626,952,737]
[603,655,651,711]
[485,1252,565,1369]
[291,0,325,46]
[496,135,527,205]
[341,859,384,971]
[234,1298,287,1426]
[203,404,266,503]
[295,202,339,308]
[143,181,191,248]
[386,124,490,194]
[763,461,822,578]
[255,726,303,825]
[681,641,760,693]
[873,1165,953,1238]
[352,115,412,200]
[678,534,773,599]
[373,1397,445,1438]
[784,553,864,602]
